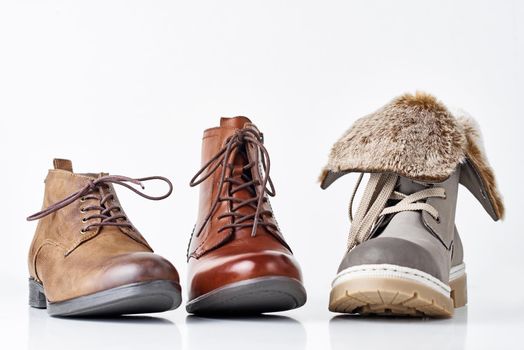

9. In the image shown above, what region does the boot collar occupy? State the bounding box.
[320,92,504,221]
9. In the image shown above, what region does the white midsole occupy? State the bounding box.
[332,263,466,297]
[449,263,466,281]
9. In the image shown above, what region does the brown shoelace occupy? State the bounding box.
[190,127,278,237]
[27,175,173,233]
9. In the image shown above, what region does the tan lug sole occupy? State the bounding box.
[329,268,467,317]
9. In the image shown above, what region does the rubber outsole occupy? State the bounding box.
[186,276,307,315]
[29,278,182,317]
[329,265,467,318]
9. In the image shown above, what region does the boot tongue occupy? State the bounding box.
[397,177,427,195]
[374,176,428,238]
[220,116,252,129]
[218,116,254,168]
[220,117,263,233]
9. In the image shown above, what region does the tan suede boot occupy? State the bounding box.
[27,159,181,316]
[320,93,504,317]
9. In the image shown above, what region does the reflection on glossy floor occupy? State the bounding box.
[3,291,523,350]
[27,309,182,349]
[330,309,468,350]
[186,315,306,350]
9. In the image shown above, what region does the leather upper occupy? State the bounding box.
[338,169,464,284]
[27,161,179,303]
[187,117,303,300]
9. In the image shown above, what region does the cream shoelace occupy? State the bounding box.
[347,173,446,250]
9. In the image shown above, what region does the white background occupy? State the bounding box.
[1,0,523,349]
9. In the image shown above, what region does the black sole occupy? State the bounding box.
[186,276,307,315]
[29,278,182,317]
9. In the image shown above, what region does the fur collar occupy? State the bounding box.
[320,92,504,220]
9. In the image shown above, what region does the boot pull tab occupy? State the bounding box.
[53,158,73,172]
[459,158,503,221]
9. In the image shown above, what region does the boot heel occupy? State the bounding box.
[450,273,468,308]
[29,278,47,309]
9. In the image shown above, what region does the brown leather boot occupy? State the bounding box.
[27,159,181,316]
[320,93,504,317]
[186,117,306,315]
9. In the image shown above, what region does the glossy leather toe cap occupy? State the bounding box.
[84,252,180,295]
[188,250,302,300]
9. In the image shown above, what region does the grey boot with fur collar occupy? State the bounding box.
[320,92,504,317]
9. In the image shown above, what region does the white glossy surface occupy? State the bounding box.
[1,0,522,349]
[2,281,523,350]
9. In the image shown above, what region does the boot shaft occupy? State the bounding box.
[321,92,504,249]
[389,169,460,249]
[194,117,253,244]
[188,117,289,259]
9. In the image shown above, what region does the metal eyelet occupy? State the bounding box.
[80,207,86,213]
[82,218,88,223]
[80,197,86,202]
[80,229,86,235]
